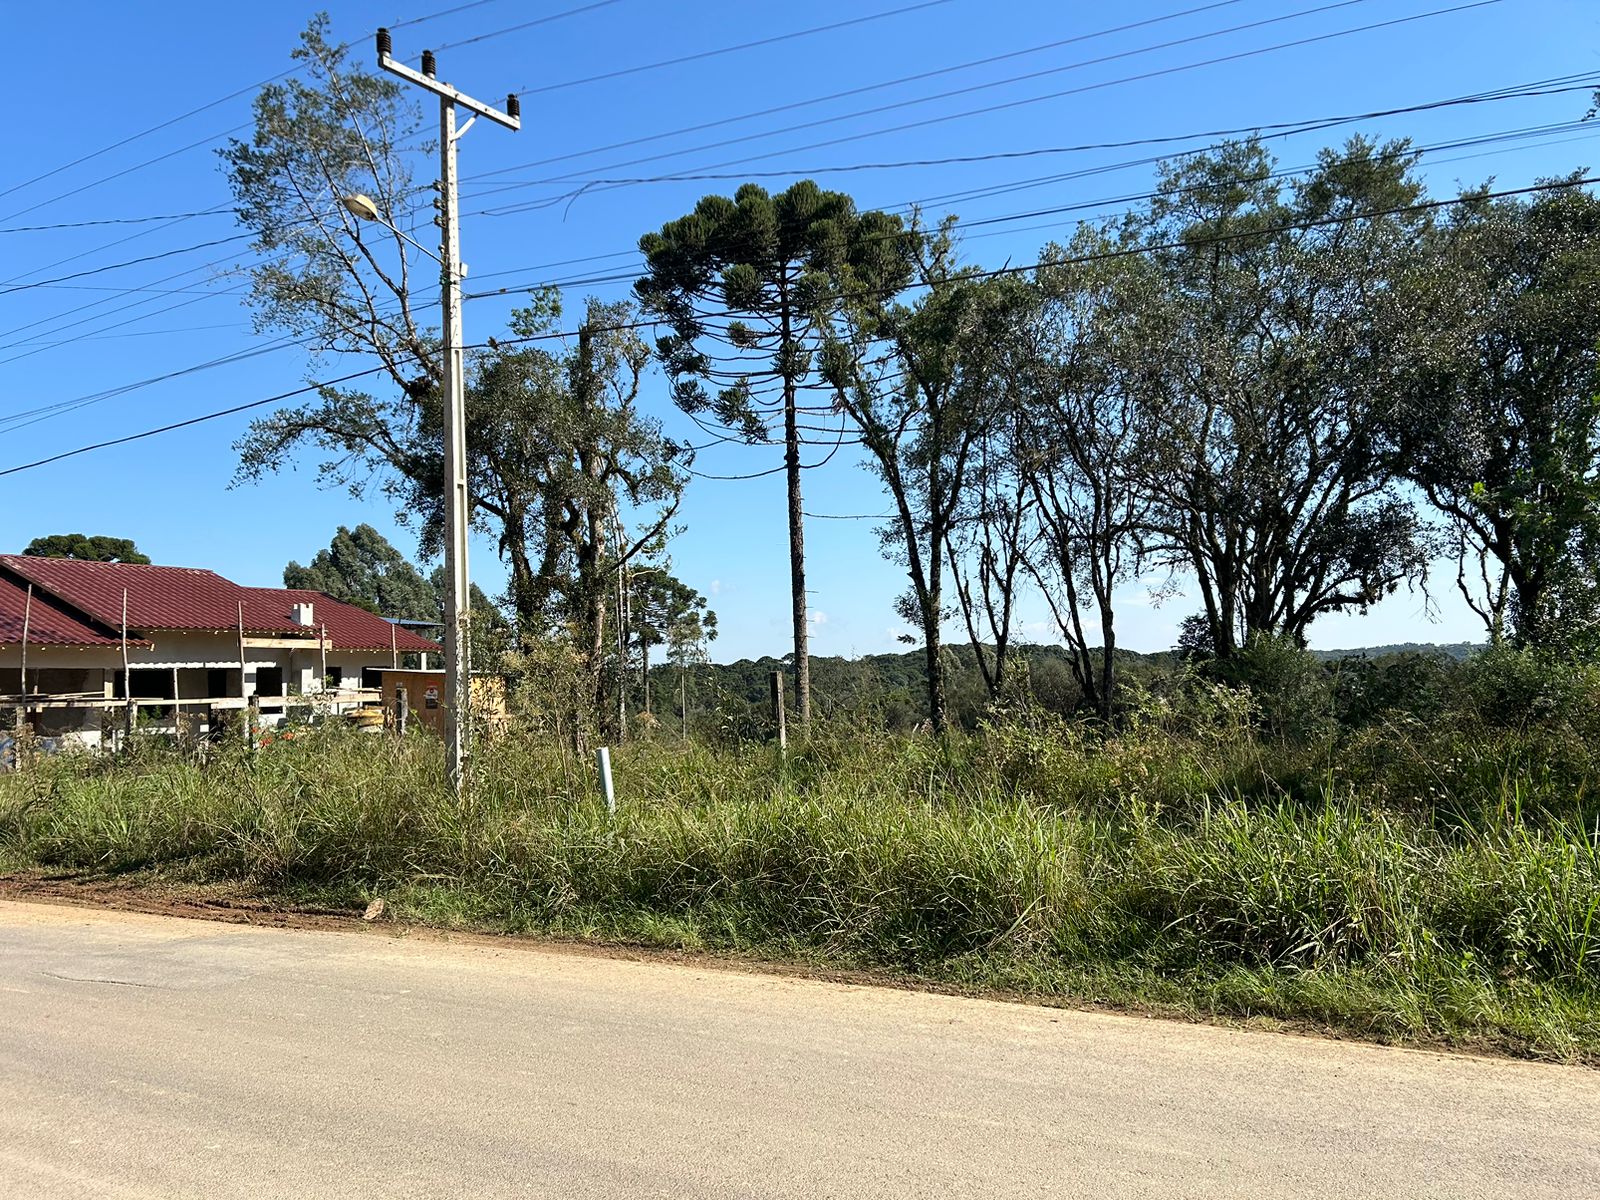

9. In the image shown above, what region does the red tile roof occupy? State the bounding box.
[0,574,141,649]
[240,588,441,653]
[0,557,440,654]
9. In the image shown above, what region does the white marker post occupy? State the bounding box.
[596,746,616,814]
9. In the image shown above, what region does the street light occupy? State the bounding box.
[340,194,444,264]
[340,193,381,222]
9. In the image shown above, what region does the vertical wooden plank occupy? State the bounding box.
[238,601,251,752]
[15,585,31,735]
[13,584,32,762]
[121,589,134,743]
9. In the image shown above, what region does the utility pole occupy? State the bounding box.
[375,28,520,796]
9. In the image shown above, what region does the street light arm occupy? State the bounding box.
[341,195,444,266]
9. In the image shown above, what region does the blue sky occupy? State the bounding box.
[2,0,1597,661]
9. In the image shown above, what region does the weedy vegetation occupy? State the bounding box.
[3,644,1597,1062]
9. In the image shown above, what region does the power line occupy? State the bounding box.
[0,1,1247,238]
[513,0,955,97]
[896,116,1596,225]
[0,233,260,296]
[0,208,235,235]
[0,188,438,341]
[429,0,627,51]
[0,2,961,310]
[13,102,1557,381]
[0,0,1494,302]
[474,0,1506,217]
[4,53,1580,407]
[0,282,448,427]
[0,365,392,478]
[470,0,1400,203]
[0,1,616,228]
[464,109,1598,302]
[468,76,1600,191]
[5,86,1581,378]
[4,174,1589,481]
[0,0,515,212]
[8,61,1582,343]
[467,0,1253,183]
[805,511,898,520]
[4,320,245,348]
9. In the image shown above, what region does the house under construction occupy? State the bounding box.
[0,555,441,747]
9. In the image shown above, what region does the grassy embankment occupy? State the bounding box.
[2,688,1597,1062]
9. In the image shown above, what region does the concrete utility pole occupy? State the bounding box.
[375,29,520,796]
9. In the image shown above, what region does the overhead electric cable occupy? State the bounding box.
[429,0,626,50]
[4,173,1590,481]
[468,0,1251,181]
[474,0,1506,215]
[469,75,1600,192]
[0,0,607,223]
[471,0,1392,199]
[513,0,955,97]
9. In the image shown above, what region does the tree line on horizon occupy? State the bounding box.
[207,19,1600,739]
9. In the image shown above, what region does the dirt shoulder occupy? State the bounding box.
[4,867,1586,1069]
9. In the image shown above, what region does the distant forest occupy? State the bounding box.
[648,641,1483,739]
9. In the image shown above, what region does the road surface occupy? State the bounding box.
[0,899,1594,1198]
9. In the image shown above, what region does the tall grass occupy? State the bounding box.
[2,718,1596,1059]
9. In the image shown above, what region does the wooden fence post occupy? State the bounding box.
[394,686,409,737]
[120,589,134,745]
[770,670,787,752]
[15,585,31,738]
[237,601,250,751]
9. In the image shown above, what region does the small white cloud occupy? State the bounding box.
[810,610,829,626]
[708,579,721,596]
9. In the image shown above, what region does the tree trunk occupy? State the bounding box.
[780,292,811,726]
[1097,597,1116,724]
[503,511,540,632]
[922,605,948,733]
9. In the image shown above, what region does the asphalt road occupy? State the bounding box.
[1,900,1595,1199]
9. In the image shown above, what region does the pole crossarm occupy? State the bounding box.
[376,41,521,131]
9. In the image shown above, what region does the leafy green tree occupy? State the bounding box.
[220,16,436,419]
[286,524,509,664]
[423,567,513,667]
[285,524,439,617]
[823,220,1021,731]
[636,180,910,725]
[1398,181,1600,655]
[1015,228,1161,720]
[629,569,717,715]
[469,294,687,730]
[946,417,1035,705]
[22,534,150,564]
[1126,137,1431,655]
